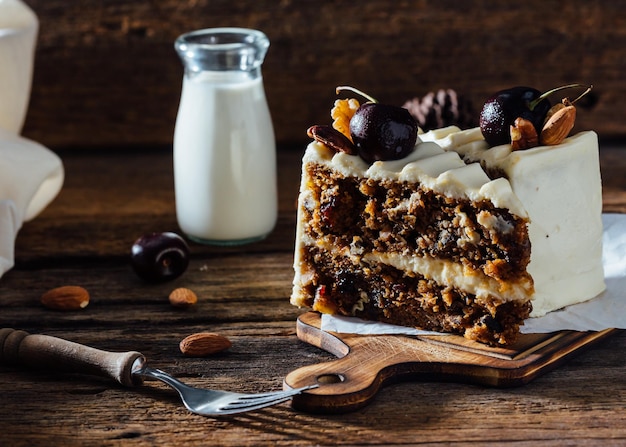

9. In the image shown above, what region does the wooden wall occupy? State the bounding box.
[20,0,626,149]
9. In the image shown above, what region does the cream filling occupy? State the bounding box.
[362,251,532,303]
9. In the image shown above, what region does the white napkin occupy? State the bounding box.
[322,213,626,335]
[0,127,64,278]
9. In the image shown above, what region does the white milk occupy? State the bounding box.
[0,0,38,134]
[173,71,277,244]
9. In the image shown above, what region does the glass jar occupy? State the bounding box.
[173,28,277,245]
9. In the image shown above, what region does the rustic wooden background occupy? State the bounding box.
[20,0,626,149]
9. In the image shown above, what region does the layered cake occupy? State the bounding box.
[291,86,605,345]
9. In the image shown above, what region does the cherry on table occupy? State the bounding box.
[130,232,190,282]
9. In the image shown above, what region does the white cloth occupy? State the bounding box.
[0,127,64,278]
[322,213,626,334]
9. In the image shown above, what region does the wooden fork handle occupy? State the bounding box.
[0,328,145,387]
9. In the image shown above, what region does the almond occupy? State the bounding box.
[540,102,576,146]
[169,287,198,308]
[179,333,232,357]
[307,125,357,155]
[542,101,567,124]
[510,117,538,151]
[41,285,90,311]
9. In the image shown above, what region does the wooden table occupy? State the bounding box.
[1,144,625,446]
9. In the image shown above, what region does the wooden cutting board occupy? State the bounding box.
[284,311,617,414]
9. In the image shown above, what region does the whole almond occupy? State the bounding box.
[41,285,90,311]
[169,287,198,308]
[179,333,232,357]
[307,125,357,155]
[540,103,576,146]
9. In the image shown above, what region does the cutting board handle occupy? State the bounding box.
[284,312,618,414]
[283,313,434,413]
[0,328,145,387]
[284,337,407,414]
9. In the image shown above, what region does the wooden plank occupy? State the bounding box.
[18,0,626,148]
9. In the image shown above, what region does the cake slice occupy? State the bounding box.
[291,87,605,345]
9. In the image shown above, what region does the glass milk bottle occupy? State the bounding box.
[173,28,277,245]
[0,0,38,134]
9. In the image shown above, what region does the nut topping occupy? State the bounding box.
[307,125,357,155]
[540,100,576,146]
[331,98,360,141]
[510,117,538,151]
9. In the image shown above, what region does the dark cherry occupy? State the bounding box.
[350,102,418,163]
[336,86,418,164]
[479,86,551,147]
[131,232,190,282]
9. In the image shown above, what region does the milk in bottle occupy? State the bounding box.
[173,28,277,245]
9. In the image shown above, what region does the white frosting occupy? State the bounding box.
[424,127,605,316]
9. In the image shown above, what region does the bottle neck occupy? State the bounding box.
[175,27,269,76]
[184,68,262,83]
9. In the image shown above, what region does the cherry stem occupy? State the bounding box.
[570,85,593,105]
[336,86,378,103]
[529,83,592,111]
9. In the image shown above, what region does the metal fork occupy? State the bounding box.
[0,328,317,416]
[133,362,317,415]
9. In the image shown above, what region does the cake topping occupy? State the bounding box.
[510,117,539,150]
[331,97,360,142]
[307,125,357,155]
[539,99,577,146]
[479,84,592,150]
[309,86,419,165]
[479,86,552,147]
[349,101,418,163]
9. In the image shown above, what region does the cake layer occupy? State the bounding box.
[293,245,531,346]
